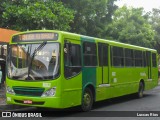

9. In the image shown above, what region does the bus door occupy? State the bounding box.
[98,43,109,84]
[146,51,152,79]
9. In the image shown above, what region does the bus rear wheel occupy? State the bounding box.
[81,88,93,111]
[138,82,144,98]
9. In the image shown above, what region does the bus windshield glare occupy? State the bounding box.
[7,43,60,80]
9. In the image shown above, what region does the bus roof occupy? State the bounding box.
[60,30,156,52]
[11,30,157,52]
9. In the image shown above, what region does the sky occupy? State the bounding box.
[115,0,160,12]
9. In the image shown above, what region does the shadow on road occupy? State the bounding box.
[93,93,152,110]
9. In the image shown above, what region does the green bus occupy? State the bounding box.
[6,30,158,111]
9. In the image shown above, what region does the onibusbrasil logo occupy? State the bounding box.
[2,112,42,118]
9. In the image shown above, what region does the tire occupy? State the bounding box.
[138,82,144,98]
[81,87,93,112]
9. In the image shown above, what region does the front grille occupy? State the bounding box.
[13,86,45,97]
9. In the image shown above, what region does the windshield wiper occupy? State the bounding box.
[27,41,47,80]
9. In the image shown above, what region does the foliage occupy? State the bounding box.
[0,0,74,31]
[107,6,155,48]
[59,0,118,38]
[0,0,157,50]
[149,8,160,53]
[0,0,118,38]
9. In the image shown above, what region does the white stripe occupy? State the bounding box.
[98,84,110,87]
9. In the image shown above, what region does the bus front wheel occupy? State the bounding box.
[81,87,93,111]
[138,82,144,98]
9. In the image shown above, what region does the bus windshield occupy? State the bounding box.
[7,43,60,80]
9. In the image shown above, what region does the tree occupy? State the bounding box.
[59,0,118,38]
[107,6,155,48]
[149,8,160,53]
[0,0,74,31]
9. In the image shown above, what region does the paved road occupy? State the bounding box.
[1,86,160,120]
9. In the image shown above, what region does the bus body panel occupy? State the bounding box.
[6,77,62,108]
[60,35,82,108]
[81,36,97,101]
[6,30,158,109]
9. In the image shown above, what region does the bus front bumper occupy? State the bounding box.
[6,94,62,108]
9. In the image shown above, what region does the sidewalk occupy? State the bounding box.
[0,85,6,105]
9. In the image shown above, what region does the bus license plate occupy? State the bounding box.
[23,100,32,104]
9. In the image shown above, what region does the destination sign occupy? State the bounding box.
[12,32,58,42]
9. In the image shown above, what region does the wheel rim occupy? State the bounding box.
[139,89,143,97]
[84,92,91,107]
[81,88,93,111]
[139,83,144,97]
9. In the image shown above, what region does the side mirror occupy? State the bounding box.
[64,41,72,66]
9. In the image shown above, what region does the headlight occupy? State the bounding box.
[41,87,56,97]
[6,86,15,95]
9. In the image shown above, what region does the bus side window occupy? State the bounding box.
[134,50,143,67]
[83,42,97,66]
[152,53,157,67]
[64,43,81,79]
[112,46,124,67]
[125,48,134,67]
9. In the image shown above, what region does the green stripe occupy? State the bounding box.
[81,36,96,93]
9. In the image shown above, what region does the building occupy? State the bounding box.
[0,28,19,85]
[0,28,19,59]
